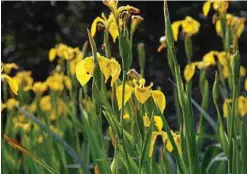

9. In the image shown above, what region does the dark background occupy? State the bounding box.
[2,1,247,125]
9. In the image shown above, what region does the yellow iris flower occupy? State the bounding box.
[1,98,19,111]
[222,65,246,79]
[116,78,166,112]
[91,13,120,43]
[49,44,83,62]
[215,14,246,38]
[172,16,200,41]
[32,82,48,95]
[223,96,247,118]
[76,53,121,87]
[144,115,181,157]
[133,78,153,104]
[46,72,64,92]
[39,95,52,112]
[13,71,33,92]
[203,0,229,17]
[2,62,19,74]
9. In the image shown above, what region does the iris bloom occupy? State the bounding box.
[143,115,181,157]
[76,53,121,87]
[13,71,33,92]
[183,51,237,82]
[32,82,48,95]
[91,13,120,43]
[222,65,246,79]
[203,0,229,17]
[172,16,200,41]
[223,96,247,118]
[2,62,19,74]
[116,78,166,112]
[215,14,246,38]
[46,72,64,92]
[1,98,19,111]
[49,44,83,62]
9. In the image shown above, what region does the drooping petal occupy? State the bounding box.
[98,55,112,83]
[154,115,163,132]
[148,131,160,157]
[184,63,196,82]
[215,20,222,37]
[49,48,57,62]
[171,21,183,41]
[116,84,134,110]
[135,87,151,104]
[151,90,166,113]
[202,1,212,17]
[110,59,121,86]
[202,51,217,66]
[108,19,119,43]
[76,57,94,86]
[2,74,19,95]
[91,17,105,37]
[160,131,172,152]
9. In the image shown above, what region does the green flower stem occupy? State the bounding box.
[196,70,209,148]
[104,30,111,58]
[184,35,192,63]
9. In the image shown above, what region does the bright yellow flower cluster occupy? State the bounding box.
[49,43,83,62]
[76,53,121,87]
[2,98,19,111]
[184,51,246,82]
[13,71,33,91]
[39,95,67,121]
[49,43,83,75]
[116,78,166,113]
[46,72,72,92]
[223,95,247,118]
[172,16,200,41]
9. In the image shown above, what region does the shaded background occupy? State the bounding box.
[2,1,247,127]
